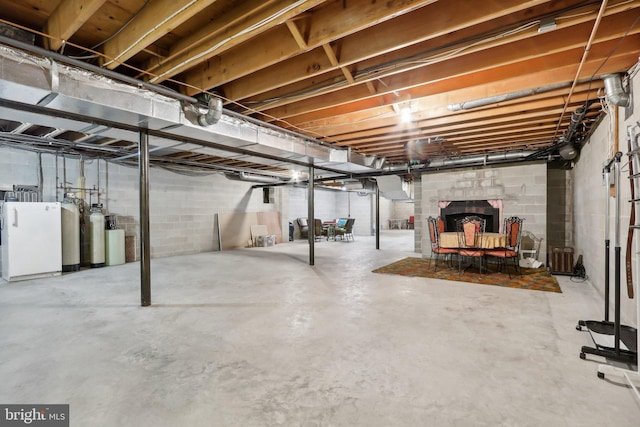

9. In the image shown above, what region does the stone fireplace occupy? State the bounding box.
[440,200,500,232]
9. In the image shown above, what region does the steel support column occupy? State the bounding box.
[308,165,315,266]
[376,184,380,250]
[139,130,151,306]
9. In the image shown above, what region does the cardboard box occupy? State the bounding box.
[255,235,276,247]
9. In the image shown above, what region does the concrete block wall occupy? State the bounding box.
[345,191,373,236]
[0,148,275,260]
[375,196,393,230]
[420,163,547,262]
[547,168,572,250]
[573,67,640,326]
[392,201,414,220]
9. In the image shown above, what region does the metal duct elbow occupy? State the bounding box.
[602,73,630,107]
[197,96,223,126]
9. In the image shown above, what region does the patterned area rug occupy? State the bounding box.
[372,257,561,293]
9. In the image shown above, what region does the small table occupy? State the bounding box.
[439,232,506,249]
[323,222,336,240]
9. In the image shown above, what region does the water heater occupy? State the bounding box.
[61,202,80,272]
[89,204,105,268]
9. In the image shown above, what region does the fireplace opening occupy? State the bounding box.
[440,200,500,232]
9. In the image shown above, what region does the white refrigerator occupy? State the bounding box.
[1,202,62,282]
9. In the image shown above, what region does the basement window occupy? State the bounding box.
[263,187,274,204]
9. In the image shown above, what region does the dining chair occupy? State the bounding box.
[456,216,486,274]
[427,216,458,271]
[296,218,309,239]
[335,218,355,240]
[485,216,524,277]
[313,218,326,241]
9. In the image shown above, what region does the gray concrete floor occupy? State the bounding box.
[1,230,639,426]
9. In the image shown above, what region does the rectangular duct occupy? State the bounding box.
[0,43,385,177]
[374,175,411,200]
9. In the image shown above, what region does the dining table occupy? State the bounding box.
[439,231,506,249]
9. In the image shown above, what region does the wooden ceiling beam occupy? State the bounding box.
[245,5,637,114]
[145,0,319,83]
[260,19,640,119]
[346,120,563,148]
[453,137,556,151]
[327,96,594,148]
[350,122,571,152]
[329,84,598,142]
[180,0,437,95]
[43,0,107,51]
[221,0,563,102]
[315,89,603,143]
[101,0,218,70]
[286,46,635,136]
[286,19,308,50]
[322,43,355,85]
[290,74,576,130]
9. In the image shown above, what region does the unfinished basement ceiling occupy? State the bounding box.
[0,0,638,179]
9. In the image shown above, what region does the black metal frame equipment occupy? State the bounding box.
[577,151,637,366]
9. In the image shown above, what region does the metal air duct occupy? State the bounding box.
[602,73,630,107]
[447,82,572,111]
[0,42,386,177]
[197,95,223,126]
[426,151,537,168]
[225,172,284,184]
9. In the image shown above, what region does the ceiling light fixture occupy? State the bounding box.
[400,106,413,123]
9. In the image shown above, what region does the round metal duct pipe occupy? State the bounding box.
[197,96,223,126]
[426,151,537,168]
[225,172,283,184]
[602,73,630,107]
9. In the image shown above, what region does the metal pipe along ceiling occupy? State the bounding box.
[446,81,573,111]
[424,151,537,168]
